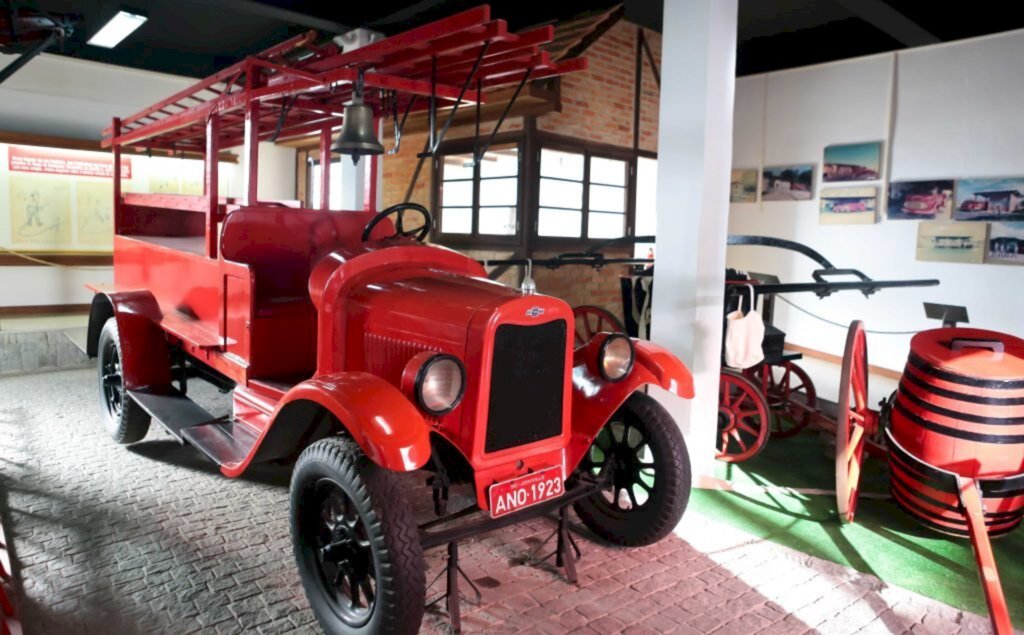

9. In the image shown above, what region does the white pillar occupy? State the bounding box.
[339,158,366,211]
[651,0,738,480]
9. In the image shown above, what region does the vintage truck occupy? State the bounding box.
[85,8,694,634]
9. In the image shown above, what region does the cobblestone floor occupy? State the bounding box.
[0,368,1008,634]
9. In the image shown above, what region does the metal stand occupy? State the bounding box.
[419,479,602,632]
[425,542,481,634]
[527,506,581,584]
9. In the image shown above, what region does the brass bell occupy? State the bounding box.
[332,93,385,164]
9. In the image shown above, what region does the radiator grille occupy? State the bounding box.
[485,320,567,453]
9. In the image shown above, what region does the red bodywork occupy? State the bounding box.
[960,198,988,212]
[901,193,946,215]
[86,6,694,514]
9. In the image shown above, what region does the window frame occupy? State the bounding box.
[432,132,525,248]
[429,128,658,251]
[531,133,647,249]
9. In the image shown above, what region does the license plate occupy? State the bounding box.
[488,466,564,518]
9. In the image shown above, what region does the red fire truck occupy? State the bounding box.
[84,7,694,633]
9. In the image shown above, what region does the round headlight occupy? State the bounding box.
[416,355,465,415]
[599,334,634,382]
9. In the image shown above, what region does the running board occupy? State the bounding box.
[127,386,216,441]
[181,420,259,469]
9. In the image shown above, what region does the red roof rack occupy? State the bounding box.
[101,5,587,154]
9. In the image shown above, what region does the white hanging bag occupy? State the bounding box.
[724,285,765,370]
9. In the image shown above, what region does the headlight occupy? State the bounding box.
[415,354,465,415]
[598,334,634,382]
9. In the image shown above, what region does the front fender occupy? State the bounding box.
[275,372,432,471]
[87,290,172,390]
[568,340,693,471]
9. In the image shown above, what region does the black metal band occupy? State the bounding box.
[898,382,1024,426]
[890,487,971,537]
[980,475,1024,498]
[908,352,1024,391]
[902,368,1024,406]
[886,420,1024,497]
[885,430,959,492]
[889,462,960,512]
[892,400,1024,444]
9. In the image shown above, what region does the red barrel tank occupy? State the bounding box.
[889,328,1024,537]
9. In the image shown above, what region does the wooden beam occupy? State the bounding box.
[0,254,112,267]
[0,304,91,317]
[784,343,903,381]
[0,130,239,163]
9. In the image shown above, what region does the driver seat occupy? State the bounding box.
[219,206,384,378]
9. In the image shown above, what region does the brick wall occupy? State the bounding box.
[379,19,660,326]
[539,21,661,153]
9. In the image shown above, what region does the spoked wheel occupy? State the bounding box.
[751,361,818,438]
[836,320,874,524]
[574,392,691,546]
[96,318,150,444]
[716,369,771,462]
[572,305,625,348]
[291,437,425,634]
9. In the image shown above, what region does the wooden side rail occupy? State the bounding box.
[122,193,237,213]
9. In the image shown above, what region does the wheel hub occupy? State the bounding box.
[584,420,655,511]
[305,479,377,626]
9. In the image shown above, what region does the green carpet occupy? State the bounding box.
[691,431,1024,623]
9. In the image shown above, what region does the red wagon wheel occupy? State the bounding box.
[752,361,818,438]
[836,321,874,524]
[572,305,625,348]
[716,369,771,462]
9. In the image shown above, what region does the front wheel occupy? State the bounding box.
[96,318,151,444]
[290,437,425,635]
[574,392,691,546]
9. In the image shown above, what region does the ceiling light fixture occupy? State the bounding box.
[87,10,147,48]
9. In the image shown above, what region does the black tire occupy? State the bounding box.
[290,437,425,635]
[97,318,151,444]
[574,392,691,546]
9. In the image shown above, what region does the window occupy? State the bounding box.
[538,148,628,240]
[438,144,520,238]
[308,159,343,209]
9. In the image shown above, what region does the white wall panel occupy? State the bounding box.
[727,31,1024,372]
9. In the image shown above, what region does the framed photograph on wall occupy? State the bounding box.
[954,177,1024,221]
[761,165,814,201]
[887,180,954,220]
[823,142,882,182]
[730,169,758,203]
[820,187,877,225]
[986,222,1024,266]
[916,221,988,264]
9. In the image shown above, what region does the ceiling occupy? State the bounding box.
[11,0,1024,78]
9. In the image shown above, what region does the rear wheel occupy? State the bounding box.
[96,318,151,444]
[574,392,691,546]
[291,437,425,635]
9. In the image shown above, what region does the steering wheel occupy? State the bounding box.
[361,202,433,242]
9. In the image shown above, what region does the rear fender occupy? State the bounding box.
[87,290,172,390]
[568,339,693,470]
[270,372,432,471]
